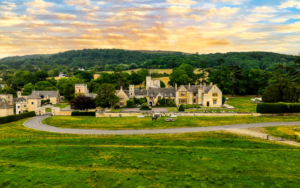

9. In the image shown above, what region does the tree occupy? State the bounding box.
[95,83,120,108]
[0,85,17,97]
[75,71,93,82]
[70,95,95,110]
[35,70,49,81]
[35,81,56,90]
[169,68,191,86]
[160,80,166,88]
[168,100,175,106]
[22,83,35,95]
[262,78,300,103]
[129,71,143,85]
[56,77,83,101]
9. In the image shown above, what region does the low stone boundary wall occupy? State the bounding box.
[96,112,255,117]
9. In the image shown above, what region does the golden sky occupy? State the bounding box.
[1,0,300,58]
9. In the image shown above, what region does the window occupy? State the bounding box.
[18,106,20,109]
[181,92,185,97]
[8,96,10,99]
[24,105,27,107]
[120,98,124,101]
[8,101,10,103]
[120,102,124,106]
[213,100,217,105]
[194,93,197,97]
[193,99,196,103]
[158,97,162,100]
[32,102,34,105]
[213,93,218,97]
[180,99,186,104]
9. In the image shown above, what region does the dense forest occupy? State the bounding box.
[0,49,299,101]
[0,49,297,72]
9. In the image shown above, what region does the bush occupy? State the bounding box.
[41,99,50,106]
[182,104,201,109]
[222,96,226,105]
[140,103,151,110]
[126,100,134,107]
[257,103,300,113]
[0,111,36,124]
[168,100,175,107]
[71,111,96,116]
[178,105,185,111]
[114,105,120,109]
[157,97,165,106]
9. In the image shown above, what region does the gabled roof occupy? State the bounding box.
[28,90,59,99]
[135,89,147,95]
[181,85,214,94]
[0,101,13,109]
[147,87,176,97]
[13,97,26,103]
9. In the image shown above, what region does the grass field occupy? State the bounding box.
[53,103,70,109]
[264,125,300,142]
[226,98,257,112]
[0,119,300,187]
[42,116,300,130]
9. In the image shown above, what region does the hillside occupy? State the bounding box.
[0,49,297,71]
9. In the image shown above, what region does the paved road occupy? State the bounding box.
[122,108,169,112]
[23,115,300,135]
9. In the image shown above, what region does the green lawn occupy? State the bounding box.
[45,108,52,112]
[168,107,178,112]
[0,119,299,187]
[53,103,70,109]
[42,116,300,130]
[111,109,123,112]
[227,97,257,112]
[264,125,300,142]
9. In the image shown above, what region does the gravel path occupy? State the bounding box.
[23,115,300,135]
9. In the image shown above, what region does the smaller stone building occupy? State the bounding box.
[0,94,13,105]
[0,100,14,117]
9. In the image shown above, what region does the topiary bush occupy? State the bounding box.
[71,111,96,116]
[222,96,226,105]
[126,100,134,107]
[178,105,185,111]
[168,100,175,107]
[0,111,36,124]
[257,103,300,113]
[140,103,151,110]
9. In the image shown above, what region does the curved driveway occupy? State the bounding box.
[24,115,300,135]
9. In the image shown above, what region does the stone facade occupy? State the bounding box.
[0,101,14,117]
[0,94,13,105]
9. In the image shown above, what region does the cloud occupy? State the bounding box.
[167,0,197,5]
[0,14,34,27]
[278,0,300,9]
[276,21,300,33]
[54,13,77,20]
[64,0,90,7]
[47,27,75,32]
[246,14,275,22]
[70,21,95,27]
[0,1,16,11]
[24,0,54,9]
[252,6,277,13]
[167,6,192,13]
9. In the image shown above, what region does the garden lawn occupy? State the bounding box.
[42,116,300,130]
[227,97,257,112]
[53,103,70,109]
[264,125,300,142]
[0,119,299,187]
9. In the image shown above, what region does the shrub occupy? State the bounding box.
[294,127,300,131]
[71,111,96,116]
[140,103,151,110]
[178,105,185,111]
[257,103,300,113]
[157,97,165,106]
[168,100,175,107]
[0,111,36,124]
[41,99,50,106]
[222,96,226,105]
[182,104,201,109]
[114,105,120,109]
[126,100,134,107]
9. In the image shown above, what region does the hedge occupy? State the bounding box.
[0,111,36,124]
[257,103,300,113]
[182,104,201,109]
[71,111,96,116]
[178,105,185,111]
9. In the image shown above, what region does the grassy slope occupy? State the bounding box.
[0,120,299,187]
[264,125,300,142]
[226,98,257,112]
[42,116,300,130]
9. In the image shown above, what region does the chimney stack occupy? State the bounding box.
[188,83,190,88]
[120,86,123,90]
[175,83,177,90]
[200,83,203,89]
[204,82,206,86]
[210,82,213,86]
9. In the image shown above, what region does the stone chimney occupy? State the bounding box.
[200,83,203,89]
[204,82,206,86]
[120,86,123,91]
[175,83,177,90]
[188,83,190,88]
[210,82,213,86]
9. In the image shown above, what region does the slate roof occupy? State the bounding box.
[28,90,59,99]
[147,87,176,97]
[135,89,147,95]
[182,85,214,94]
[0,101,13,109]
[13,97,26,103]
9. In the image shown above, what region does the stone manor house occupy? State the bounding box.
[76,76,223,107]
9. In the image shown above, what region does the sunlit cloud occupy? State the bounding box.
[1,0,300,58]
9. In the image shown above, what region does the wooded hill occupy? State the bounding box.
[0,49,297,71]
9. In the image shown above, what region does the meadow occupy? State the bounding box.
[42,116,300,130]
[0,119,300,187]
[264,125,300,142]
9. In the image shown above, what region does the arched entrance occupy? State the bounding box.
[149,102,153,106]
